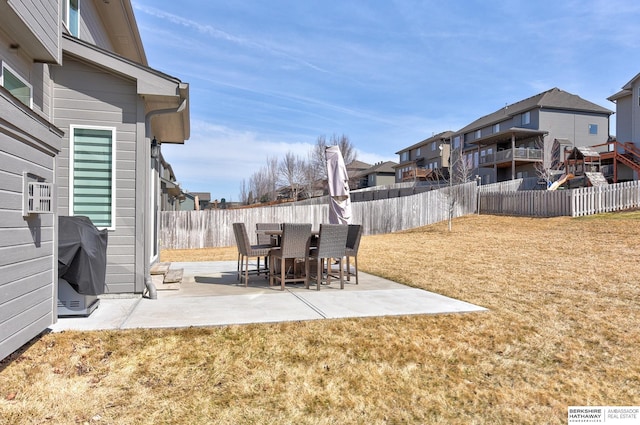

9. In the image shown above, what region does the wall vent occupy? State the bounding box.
[23,172,53,216]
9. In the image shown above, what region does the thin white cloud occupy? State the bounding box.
[133,3,332,74]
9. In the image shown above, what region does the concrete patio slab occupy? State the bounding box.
[49,261,487,332]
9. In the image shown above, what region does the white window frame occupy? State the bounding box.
[1,62,32,108]
[69,125,116,230]
[493,123,500,133]
[62,0,80,37]
[475,129,482,139]
[522,111,531,125]
[453,136,461,149]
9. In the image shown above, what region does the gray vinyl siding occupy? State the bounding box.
[539,109,610,168]
[77,1,114,51]
[630,82,640,146]
[539,109,610,144]
[7,0,60,63]
[52,56,139,294]
[0,91,61,361]
[615,94,632,144]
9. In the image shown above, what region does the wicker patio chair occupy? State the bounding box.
[256,222,281,245]
[269,223,312,291]
[345,224,362,284]
[233,223,272,286]
[307,224,348,290]
[256,222,281,269]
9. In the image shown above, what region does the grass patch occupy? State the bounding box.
[1,214,639,424]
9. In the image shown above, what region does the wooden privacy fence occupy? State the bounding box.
[480,190,571,217]
[479,180,640,217]
[160,182,478,249]
[160,180,640,249]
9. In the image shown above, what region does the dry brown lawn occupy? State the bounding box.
[1,213,639,424]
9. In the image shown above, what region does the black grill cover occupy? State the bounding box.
[58,216,108,295]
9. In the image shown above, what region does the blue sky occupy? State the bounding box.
[132,0,640,201]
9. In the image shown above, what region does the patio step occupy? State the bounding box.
[150,262,170,275]
[164,268,183,284]
[150,263,183,291]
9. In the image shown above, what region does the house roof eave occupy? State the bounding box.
[62,34,190,143]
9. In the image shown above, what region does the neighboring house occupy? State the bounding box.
[159,153,185,212]
[453,88,612,184]
[355,161,398,188]
[0,0,63,360]
[395,131,454,183]
[607,73,640,181]
[51,1,189,295]
[178,192,196,211]
[192,192,211,210]
[346,160,371,190]
[276,184,307,201]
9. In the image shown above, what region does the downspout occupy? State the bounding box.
[143,99,187,299]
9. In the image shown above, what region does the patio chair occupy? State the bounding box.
[256,222,281,269]
[233,223,272,286]
[345,224,362,284]
[269,223,312,291]
[307,224,348,290]
[256,222,281,245]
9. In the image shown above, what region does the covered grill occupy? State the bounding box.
[57,216,108,316]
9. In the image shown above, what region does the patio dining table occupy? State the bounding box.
[255,227,320,279]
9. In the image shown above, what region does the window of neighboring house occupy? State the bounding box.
[431,142,436,151]
[475,129,481,139]
[522,111,531,125]
[69,126,116,229]
[1,62,32,108]
[416,147,421,156]
[453,136,461,149]
[638,87,640,106]
[493,123,500,133]
[63,0,80,37]
[400,151,409,162]
[589,124,598,135]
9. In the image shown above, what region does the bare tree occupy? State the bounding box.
[244,156,280,204]
[301,151,322,198]
[266,156,279,199]
[249,168,269,203]
[450,147,474,185]
[240,136,356,203]
[441,146,475,231]
[239,178,248,204]
[310,134,357,192]
[534,137,560,188]
[278,151,306,200]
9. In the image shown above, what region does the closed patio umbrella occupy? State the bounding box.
[325,145,352,224]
